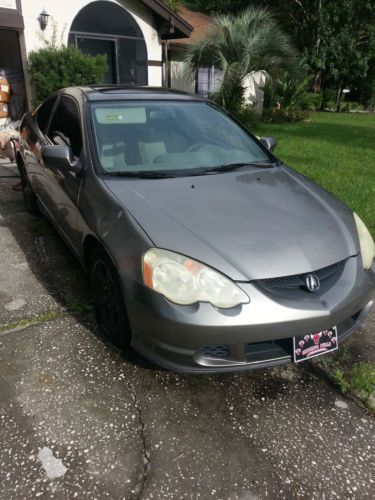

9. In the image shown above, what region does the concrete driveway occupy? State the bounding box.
[0,160,374,500]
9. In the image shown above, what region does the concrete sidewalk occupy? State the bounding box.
[0,160,374,499]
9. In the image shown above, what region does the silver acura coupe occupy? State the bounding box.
[18,86,375,372]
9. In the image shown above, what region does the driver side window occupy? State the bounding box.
[47,96,83,157]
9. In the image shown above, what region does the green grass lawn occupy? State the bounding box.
[257,112,375,236]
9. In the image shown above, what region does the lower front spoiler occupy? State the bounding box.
[131,300,374,374]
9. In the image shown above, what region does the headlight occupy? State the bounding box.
[143,248,249,308]
[354,213,375,270]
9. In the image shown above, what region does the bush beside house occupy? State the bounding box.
[29,45,107,105]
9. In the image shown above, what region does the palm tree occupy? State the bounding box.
[184,6,297,113]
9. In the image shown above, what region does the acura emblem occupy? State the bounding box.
[305,274,320,292]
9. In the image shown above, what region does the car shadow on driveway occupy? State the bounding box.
[0,168,157,371]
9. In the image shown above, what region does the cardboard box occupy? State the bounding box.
[0,77,10,95]
[0,91,10,103]
[0,102,9,119]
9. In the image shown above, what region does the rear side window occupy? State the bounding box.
[48,96,83,157]
[35,97,57,133]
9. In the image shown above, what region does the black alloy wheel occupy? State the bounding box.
[89,248,132,348]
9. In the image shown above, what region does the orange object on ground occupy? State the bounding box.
[0,77,10,102]
[0,102,9,119]
[0,91,10,103]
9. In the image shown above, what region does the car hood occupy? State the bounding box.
[104,166,359,281]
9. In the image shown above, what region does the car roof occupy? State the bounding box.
[64,85,207,102]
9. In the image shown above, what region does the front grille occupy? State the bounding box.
[258,260,346,291]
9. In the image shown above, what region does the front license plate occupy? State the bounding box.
[293,327,338,363]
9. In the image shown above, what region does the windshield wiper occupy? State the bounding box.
[105,162,276,179]
[209,161,275,172]
[106,171,177,179]
[190,162,275,176]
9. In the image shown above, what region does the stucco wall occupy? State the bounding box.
[243,71,267,113]
[21,0,163,86]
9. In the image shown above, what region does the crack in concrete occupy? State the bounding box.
[126,379,151,499]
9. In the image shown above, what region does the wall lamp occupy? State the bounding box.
[168,16,175,34]
[38,8,50,31]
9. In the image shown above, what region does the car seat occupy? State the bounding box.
[138,117,187,165]
[97,125,127,171]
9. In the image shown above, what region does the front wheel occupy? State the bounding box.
[89,247,132,349]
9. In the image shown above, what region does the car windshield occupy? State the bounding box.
[89,101,273,177]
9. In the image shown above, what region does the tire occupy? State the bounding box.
[89,247,132,349]
[19,163,38,214]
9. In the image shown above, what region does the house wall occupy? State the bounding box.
[21,0,163,86]
[243,71,267,113]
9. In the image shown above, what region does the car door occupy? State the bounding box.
[41,94,85,254]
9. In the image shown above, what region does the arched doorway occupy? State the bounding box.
[68,1,148,85]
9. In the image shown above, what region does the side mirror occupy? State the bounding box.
[41,144,81,173]
[260,136,277,152]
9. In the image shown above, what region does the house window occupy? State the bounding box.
[197,66,222,97]
[68,1,148,85]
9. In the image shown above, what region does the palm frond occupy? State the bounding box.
[183,5,297,112]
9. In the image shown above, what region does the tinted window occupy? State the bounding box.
[35,97,57,133]
[90,101,271,175]
[48,96,82,157]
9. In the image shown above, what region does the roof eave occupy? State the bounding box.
[140,0,193,39]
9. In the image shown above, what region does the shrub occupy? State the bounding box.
[320,89,337,110]
[299,92,323,111]
[262,80,275,110]
[262,58,313,111]
[233,106,260,130]
[262,107,309,123]
[340,101,365,112]
[361,77,375,110]
[29,45,107,105]
[261,58,314,121]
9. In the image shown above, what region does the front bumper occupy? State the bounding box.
[122,256,375,373]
